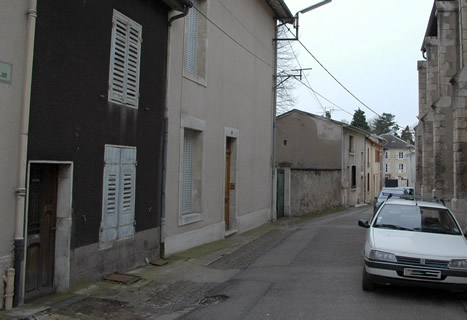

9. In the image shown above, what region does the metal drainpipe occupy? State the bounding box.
[13,0,37,307]
[168,4,190,26]
[271,24,279,222]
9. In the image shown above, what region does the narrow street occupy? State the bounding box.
[181,206,467,320]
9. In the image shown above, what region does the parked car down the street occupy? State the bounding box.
[359,198,467,292]
[373,187,414,213]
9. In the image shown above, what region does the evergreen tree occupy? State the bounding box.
[400,125,414,145]
[351,108,370,131]
[371,113,399,135]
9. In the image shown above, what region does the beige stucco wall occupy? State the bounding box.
[164,0,276,255]
[342,128,366,206]
[0,0,28,308]
[276,112,342,169]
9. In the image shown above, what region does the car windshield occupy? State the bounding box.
[373,204,462,235]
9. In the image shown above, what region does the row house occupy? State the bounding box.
[380,134,416,188]
[416,0,467,227]
[275,109,384,216]
[0,0,293,308]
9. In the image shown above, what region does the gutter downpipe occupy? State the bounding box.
[14,0,37,307]
[271,23,279,222]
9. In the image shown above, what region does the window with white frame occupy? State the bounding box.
[101,145,137,242]
[398,163,406,173]
[385,151,390,159]
[385,163,390,173]
[108,10,142,108]
[397,151,405,159]
[184,0,207,81]
[181,128,203,217]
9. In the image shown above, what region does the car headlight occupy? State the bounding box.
[369,250,397,263]
[448,259,467,269]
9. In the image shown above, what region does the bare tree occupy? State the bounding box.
[276,25,297,115]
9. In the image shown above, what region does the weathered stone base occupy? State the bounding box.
[70,228,160,288]
[452,198,467,230]
[0,254,13,310]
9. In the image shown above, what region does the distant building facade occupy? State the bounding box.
[275,109,384,216]
[381,134,415,188]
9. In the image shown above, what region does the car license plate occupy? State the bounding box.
[403,268,441,279]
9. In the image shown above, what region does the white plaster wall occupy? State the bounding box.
[0,1,28,303]
[164,0,275,253]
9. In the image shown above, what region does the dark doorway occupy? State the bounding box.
[25,164,58,301]
[276,169,285,219]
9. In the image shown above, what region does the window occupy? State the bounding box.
[385,163,390,173]
[385,151,390,159]
[397,151,404,159]
[181,128,203,220]
[367,148,370,167]
[351,165,357,188]
[101,145,137,242]
[108,10,142,108]
[349,136,355,153]
[375,150,380,163]
[398,163,406,173]
[184,0,207,81]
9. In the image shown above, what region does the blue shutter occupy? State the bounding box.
[101,146,137,242]
[102,146,120,241]
[109,10,142,107]
[118,147,136,238]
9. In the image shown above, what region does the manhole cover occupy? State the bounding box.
[199,294,228,306]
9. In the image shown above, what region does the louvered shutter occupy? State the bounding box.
[181,130,195,214]
[102,146,120,241]
[109,10,142,107]
[118,147,136,238]
[185,1,198,74]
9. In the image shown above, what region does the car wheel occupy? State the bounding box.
[362,266,375,291]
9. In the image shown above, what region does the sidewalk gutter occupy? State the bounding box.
[0,209,345,320]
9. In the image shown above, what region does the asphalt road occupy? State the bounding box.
[180,205,467,320]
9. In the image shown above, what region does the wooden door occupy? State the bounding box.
[25,164,58,301]
[225,138,232,230]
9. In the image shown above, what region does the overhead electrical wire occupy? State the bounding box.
[285,36,325,112]
[282,24,381,118]
[297,80,353,117]
[191,5,273,68]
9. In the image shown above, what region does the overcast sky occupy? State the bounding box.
[282,0,434,130]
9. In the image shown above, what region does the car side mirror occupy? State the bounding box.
[358,219,370,228]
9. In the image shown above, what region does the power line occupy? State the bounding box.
[285,35,325,112]
[191,5,273,68]
[282,24,381,118]
[298,80,353,117]
[296,39,381,118]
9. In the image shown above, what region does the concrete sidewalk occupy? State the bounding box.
[0,213,330,320]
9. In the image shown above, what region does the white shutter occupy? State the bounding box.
[181,130,194,214]
[109,10,142,107]
[102,146,120,241]
[118,147,136,238]
[185,1,198,74]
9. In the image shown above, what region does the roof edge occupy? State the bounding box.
[264,0,295,24]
